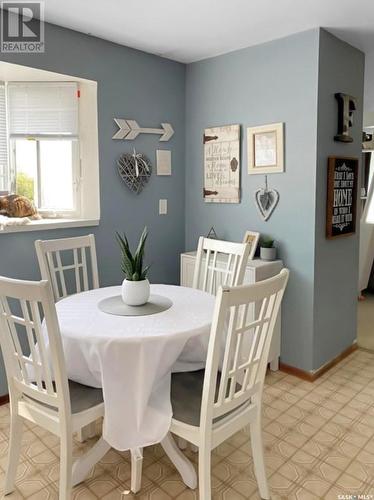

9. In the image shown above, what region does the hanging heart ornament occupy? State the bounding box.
[117,150,152,194]
[255,187,279,221]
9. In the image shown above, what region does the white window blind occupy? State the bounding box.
[0,84,8,190]
[7,82,79,137]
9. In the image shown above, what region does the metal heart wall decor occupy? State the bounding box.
[254,176,279,221]
[117,150,152,194]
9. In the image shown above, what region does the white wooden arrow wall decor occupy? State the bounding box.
[112,119,174,142]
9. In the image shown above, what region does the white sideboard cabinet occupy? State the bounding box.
[180,251,283,371]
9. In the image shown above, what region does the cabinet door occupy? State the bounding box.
[180,256,196,288]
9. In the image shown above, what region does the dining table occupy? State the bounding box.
[53,283,215,490]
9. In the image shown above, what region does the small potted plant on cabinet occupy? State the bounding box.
[116,227,150,306]
[260,237,277,261]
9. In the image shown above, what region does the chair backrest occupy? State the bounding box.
[200,269,289,426]
[35,234,99,301]
[0,276,70,415]
[192,237,251,294]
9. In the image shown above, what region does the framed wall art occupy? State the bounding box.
[247,122,284,174]
[242,231,260,259]
[326,156,358,239]
[203,124,240,203]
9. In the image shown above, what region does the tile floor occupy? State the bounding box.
[1,349,374,499]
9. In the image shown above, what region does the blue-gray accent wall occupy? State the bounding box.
[185,29,321,371]
[0,21,186,395]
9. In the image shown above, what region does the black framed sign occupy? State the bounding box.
[326,156,358,239]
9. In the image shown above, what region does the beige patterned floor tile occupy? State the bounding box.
[15,470,50,498]
[223,447,254,474]
[281,429,309,448]
[85,474,120,497]
[344,459,372,483]
[143,460,175,484]
[175,490,198,500]
[342,430,370,448]
[268,471,297,496]
[324,485,348,500]
[264,420,288,438]
[298,439,327,461]
[334,471,369,491]
[158,472,189,497]
[300,472,332,497]
[262,438,298,472]
[219,484,246,499]
[228,470,258,497]
[228,430,249,449]
[313,461,341,483]
[323,448,353,471]
[211,459,241,483]
[277,460,308,484]
[72,484,98,499]
[27,483,58,499]
[288,485,320,500]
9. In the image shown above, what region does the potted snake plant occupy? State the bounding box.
[260,237,277,261]
[116,227,150,306]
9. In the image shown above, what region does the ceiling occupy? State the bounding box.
[43,0,374,63]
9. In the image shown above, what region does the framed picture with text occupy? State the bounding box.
[326,156,358,239]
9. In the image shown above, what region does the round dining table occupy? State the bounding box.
[55,283,215,489]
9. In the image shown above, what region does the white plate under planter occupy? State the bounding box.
[121,278,150,305]
[260,247,277,261]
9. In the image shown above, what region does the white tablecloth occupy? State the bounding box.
[55,284,215,450]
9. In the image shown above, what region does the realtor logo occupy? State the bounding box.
[1,1,44,53]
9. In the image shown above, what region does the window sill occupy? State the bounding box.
[0,218,99,234]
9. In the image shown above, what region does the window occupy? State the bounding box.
[4,82,81,217]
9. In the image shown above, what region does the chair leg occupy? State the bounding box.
[198,446,211,500]
[59,432,73,500]
[250,411,270,500]
[4,413,23,495]
[130,448,143,493]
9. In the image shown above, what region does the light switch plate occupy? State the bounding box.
[159,199,167,215]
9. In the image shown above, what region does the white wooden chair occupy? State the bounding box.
[176,237,251,452]
[170,269,289,499]
[35,234,99,442]
[0,276,105,500]
[192,237,251,295]
[35,234,99,302]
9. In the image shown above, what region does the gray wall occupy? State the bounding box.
[185,30,320,371]
[0,22,186,395]
[313,30,364,369]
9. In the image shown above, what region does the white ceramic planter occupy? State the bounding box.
[121,278,150,306]
[260,247,277,261]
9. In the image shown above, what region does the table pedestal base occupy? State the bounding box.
[161,433,197,489]
[72,433,197,493]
